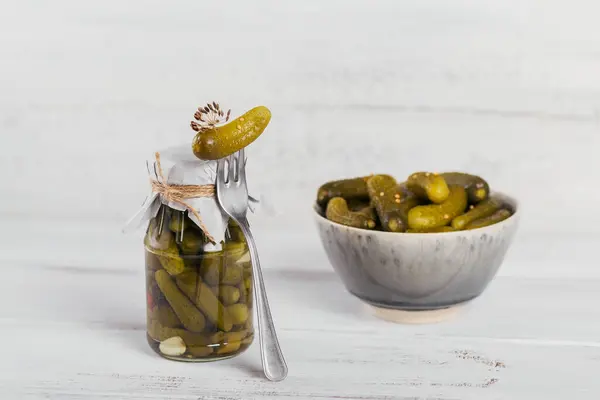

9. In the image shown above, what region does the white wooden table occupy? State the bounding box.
[2,220,598,399]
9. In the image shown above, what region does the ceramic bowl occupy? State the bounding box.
[313,192,519,323]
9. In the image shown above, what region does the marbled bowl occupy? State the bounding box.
[313,192,520,323]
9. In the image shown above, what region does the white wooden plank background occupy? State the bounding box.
[2,0,599,398]
[2,0,599,239]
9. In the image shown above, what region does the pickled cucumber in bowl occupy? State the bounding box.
[316,172,514,233]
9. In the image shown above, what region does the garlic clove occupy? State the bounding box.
[159,336,186,356]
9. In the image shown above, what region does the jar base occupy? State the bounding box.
[146,333,253,362]
[157,352,239,363]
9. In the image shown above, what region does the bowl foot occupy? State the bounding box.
[367,303,467,324]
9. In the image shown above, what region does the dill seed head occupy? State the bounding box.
[190,101,232,134]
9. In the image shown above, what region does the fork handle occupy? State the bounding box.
[236,217,288,382]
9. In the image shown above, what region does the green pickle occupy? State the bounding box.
[408,185,468,230]
[326,197,377,229]
[227,304,249,325]
[227,220,246,243]
[219,286,240,305]
[158,240,186,276]
[237,280,247,304]
[221,264,243,285]
[200,247,245,286]
[187,346,214,357]
[242,335,253,345]
[192,106,271,160]
[173,268,233,332]
[397,182,422,224]
[179,229,205,254]
[155,270,206,332]
[148,319,219,345]
[223,240,247,253]
[201,255,222,286]
[451,198,502,230]
[245,278,253,304]
[223,331,246,343]
[145,214,170,251]
[406,172,450,204]
[316,176,372,208]
[147,275,162,306]
[155,304,181,328]
[346,198,372,212]
[440,172,490,204]
[173,269,200,300]
[216,341,241,355]
[169,211,185,233]
[210,331,248,356]
[367,175,411,232]
[465,209,512,230]
[145,205,254,361]
[194,281,234,332]
[317,171,510,233]
[145,220,185,276]
[145,251,163,272]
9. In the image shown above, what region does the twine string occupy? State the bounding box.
[149,152,216,244]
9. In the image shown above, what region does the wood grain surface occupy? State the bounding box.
[3,265,599,399]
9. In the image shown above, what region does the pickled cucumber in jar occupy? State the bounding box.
[227,220,246,243]
[137,102,266,362]
[179,229,206,255]
[145,214,186,276]
[145,205,254,361]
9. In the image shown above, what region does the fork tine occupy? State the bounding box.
[228,154,236,182]
[237,148,246,182]
[217,158,227,183]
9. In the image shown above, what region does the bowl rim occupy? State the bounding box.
[313,190,519,237]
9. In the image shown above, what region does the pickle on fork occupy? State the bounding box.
[192,106,271,160]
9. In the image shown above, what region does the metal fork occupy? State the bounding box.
[216,149,288,382]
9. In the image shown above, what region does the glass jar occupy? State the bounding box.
[145,205,253,361]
